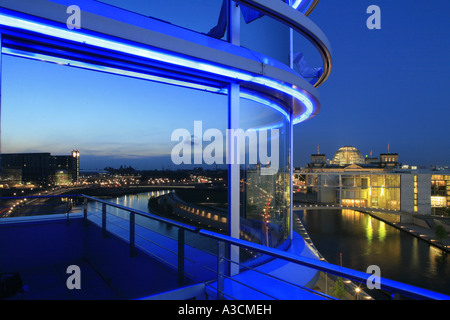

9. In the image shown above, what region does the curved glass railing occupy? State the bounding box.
[2,194,449,300]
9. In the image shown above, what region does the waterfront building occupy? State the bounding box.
[431,173,450,214]
[294,146,450,215]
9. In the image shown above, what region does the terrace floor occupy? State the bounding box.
[6,259,121,300]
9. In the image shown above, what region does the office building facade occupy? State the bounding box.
[294,146,449,215]
[1,151,80,186]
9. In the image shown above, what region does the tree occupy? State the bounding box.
[332,277,346,299]
[435,225,447,244]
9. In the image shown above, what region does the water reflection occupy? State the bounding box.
[297,209,450,296]
[83,190,216,253]
[366,216,373,244]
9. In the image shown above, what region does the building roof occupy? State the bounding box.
[331,146,364,166]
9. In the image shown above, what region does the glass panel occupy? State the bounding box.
[239,1,325,82]
[0,54,229,229]
[96,0,229,41]
[292,27,325,85]
[239,95,291,253]
[240,12,290,66]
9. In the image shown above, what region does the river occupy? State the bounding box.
[83,190,217,253]
[296,209,450,296]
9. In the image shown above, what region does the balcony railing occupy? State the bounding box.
[1,194,449,300]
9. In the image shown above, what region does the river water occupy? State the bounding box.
[296,209,450,296]
[84,190,217,253]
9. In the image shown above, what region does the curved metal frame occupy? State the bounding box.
[304,0,321,16]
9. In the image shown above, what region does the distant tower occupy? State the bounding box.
[311,145,326,167]
[71,149,80,183]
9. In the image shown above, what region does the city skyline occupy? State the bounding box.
[1,1,449,170]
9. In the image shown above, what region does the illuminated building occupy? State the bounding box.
[331,146,364,166]
[431,174,450,214]
[295,146,449,215]
[1,151,80,186]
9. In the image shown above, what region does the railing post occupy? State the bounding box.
[83,197,88,223]
[129,211,136,257]
[217,240,225,300]
[177,228,185,285]
[102,203,107,238]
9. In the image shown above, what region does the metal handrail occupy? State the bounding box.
[1,194,449,300]
[221,255,336,300]
[81,195,199,233]
[198,228,450,300]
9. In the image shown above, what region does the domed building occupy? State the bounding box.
[331,146,364,166]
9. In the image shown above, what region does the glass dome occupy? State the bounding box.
[332,146,364,166]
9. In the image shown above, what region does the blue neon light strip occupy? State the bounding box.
[291,0,304,10]
[0,12,314,124]
[240,91,289,120]
[1,47,228,94]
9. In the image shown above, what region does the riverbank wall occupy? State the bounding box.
[360,210,450,253]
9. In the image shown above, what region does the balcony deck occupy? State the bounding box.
[0,214,182,300]
[0,209,325,300]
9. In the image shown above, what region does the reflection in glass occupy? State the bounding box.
[239,96,291,252]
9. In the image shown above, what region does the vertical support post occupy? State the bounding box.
[228,82,240,277]
[178,228,185,285]
[289,28,294,69]
[217,240,225,300]
[290,112,294,240]
[227,1,241,277]
[129,211,136,257]
[289,20,295,240]
[339,174,342,207]
[102,203,107,238]
[0,34,3,178]
[83,197,88,222]
[229,1,240,46]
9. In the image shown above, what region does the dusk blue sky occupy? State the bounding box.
[295,0,450,167]
[1,0,449,170]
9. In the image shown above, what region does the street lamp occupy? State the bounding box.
[355,287,361,300]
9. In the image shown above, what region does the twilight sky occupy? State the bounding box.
[294,0,450,168]
[1,0,449,170]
